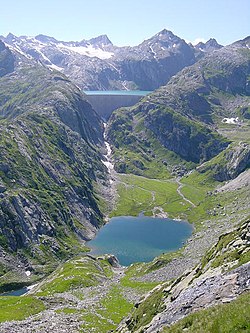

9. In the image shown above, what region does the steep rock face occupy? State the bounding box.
[0,41,14,77]
[107,37,250,175]
[0,45,107,284]
[143,107,228,163]
[194,38,223,59]
[118,220,250,332]
[198,142,250,181]
[114,29,196,90]
[0,29,196,91]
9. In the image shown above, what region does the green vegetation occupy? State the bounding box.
[57,287,133,333]
[120,263,159,292]
[110,170,237,229]
[218,120,250,144]
[57,285,134,332]
[162,292,250,333]
[81,312,116,332]
[98,286,133,327]
[36,256,113,296]
[111,174,193,218]
[128,286,166,331]
[200,220,250,272]
[0,296,45,322]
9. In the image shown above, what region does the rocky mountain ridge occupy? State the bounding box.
[0,29,221,91]
[0,42,109,289]
[118,220,250,332]
[107,36,250,176]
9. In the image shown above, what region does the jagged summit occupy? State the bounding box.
[3,30,247,91]
[195,38,223,53]
[3,32,18,43]
[156,28,175,37]
[88,34,113,46]
[206,37,222,47]
[35,34,59,44]
[0,29,196,90]
[147,29,180,43]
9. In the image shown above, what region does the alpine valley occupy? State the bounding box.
[0,30,249,333]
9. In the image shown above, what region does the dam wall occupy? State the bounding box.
[84,93,145,119]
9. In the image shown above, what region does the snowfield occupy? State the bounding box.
[57,43,114,59]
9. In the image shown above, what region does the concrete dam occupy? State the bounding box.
[84,91,151,119]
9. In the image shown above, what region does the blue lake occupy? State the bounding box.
[88,216,193,266]
[83,90,152,96]
[0,287,28,297]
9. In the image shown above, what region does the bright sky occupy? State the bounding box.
[1,0,249,46]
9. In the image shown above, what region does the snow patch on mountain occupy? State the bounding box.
[149,45,157,59]
[57,43,114,59]
[5,43,33,60]
[48,63,64,72]
[222,117,240,124]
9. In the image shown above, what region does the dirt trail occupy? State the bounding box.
[176,178,196,207]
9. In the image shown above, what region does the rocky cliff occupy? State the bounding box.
[107,37,250,177]
[118,220,250,332]
[197,142,250,181]
[0,43,107,290]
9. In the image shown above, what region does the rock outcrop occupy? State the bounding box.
[107,36,250,176]
[0,43,108,289]
[118,221,250,332]
[198,142,250,181]
[0,40,15,76]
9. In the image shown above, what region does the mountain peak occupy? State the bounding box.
[232,36,250,48]
[144,29,181,45]
[5,33,17,42]
[205,38,222,48]
[88,34,113,46]
[35,34,59,44]
[157,29,175,36]
[195,38,222,52]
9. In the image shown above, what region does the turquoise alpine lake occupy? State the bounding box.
[83,90,152,96]
[88,216,193,266]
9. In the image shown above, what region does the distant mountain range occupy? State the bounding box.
[0,29,222,90]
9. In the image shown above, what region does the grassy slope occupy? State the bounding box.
[0,59,108,291]
[120,218,250,332]
[111,174,189,218]
[112,171,215,222]
[35,256,113,296]
[0,296,45,322]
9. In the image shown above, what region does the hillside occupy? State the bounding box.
[107,36,250,178]
[0,42,108,291]
[0,34,249,333]
[118,219,250,332]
